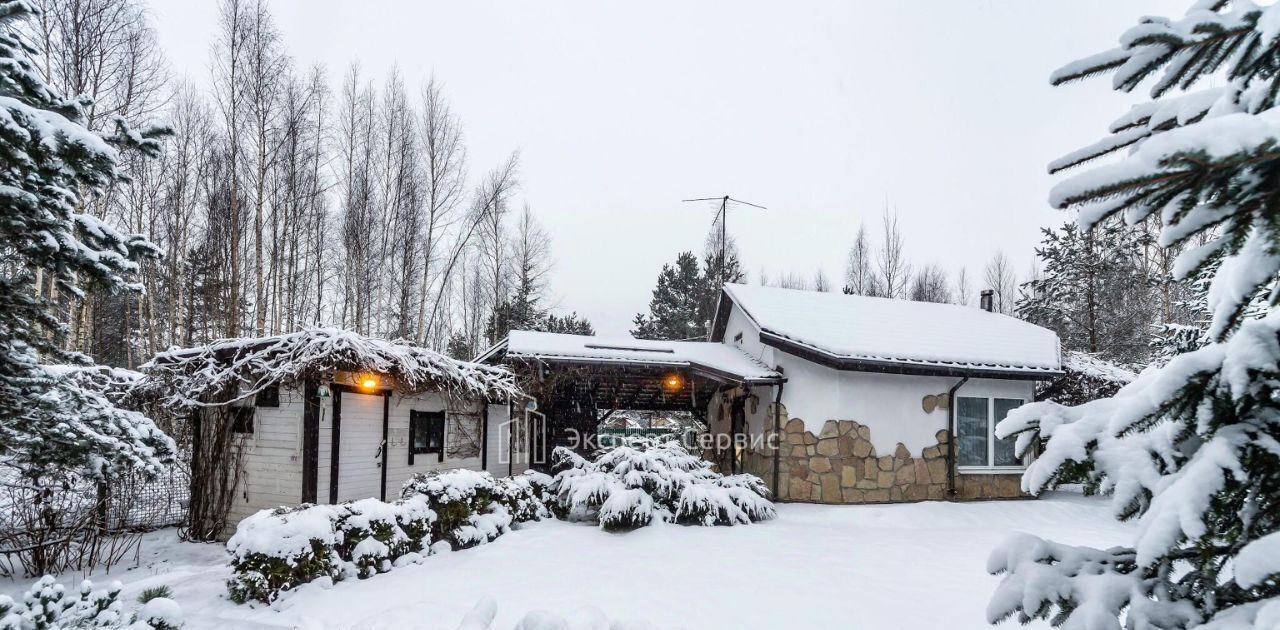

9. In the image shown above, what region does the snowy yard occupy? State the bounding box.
[3,492,1130,629]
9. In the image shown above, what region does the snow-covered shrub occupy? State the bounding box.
[401,469,530,549]
[226,495,438,603]
[402,469,495,536]
[492,473,552,523]
[335,499,406,579]
[0,575,180,629]
[134,597,183,630]
[597,487,654,531]
[520,470,559,518]
[226,504,344,604]
[550,442,774,531]
[452,504,513,548]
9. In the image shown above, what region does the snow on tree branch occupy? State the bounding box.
[991,2,1280,627]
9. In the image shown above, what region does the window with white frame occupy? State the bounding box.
[956,397,1024,469]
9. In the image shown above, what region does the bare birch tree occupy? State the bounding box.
[876,207,912,299]
[414,76,467,344]
[983,250,1017,315]
[843,222,878,296]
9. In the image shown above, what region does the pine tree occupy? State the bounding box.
[0,0,174,488]
[542,312,594,335]
[1017,220,1156,365]
[631,251,705,340]
[988,3,1280,628]
[632,249,742,341]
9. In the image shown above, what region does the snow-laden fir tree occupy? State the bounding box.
[1018,220,1157,365]
[0,1,174,488]
[988,2,1280,628]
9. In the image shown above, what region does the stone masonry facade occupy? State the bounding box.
[740,418,1026,503]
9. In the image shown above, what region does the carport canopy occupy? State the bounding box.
[476,330,783,412]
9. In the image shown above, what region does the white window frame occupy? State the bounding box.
[956,396,1027,474]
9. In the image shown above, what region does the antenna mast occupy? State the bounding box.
[681,195,766,286]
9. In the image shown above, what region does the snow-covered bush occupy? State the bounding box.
[492,472,553,524]
[0,575,182,629]
[226,495,437,603]
[334,497,434,579]
[550,442,775,532]
[401,469,529,549]
[452,504,513,549]
[228,470,549,603]
[225,504,344,604]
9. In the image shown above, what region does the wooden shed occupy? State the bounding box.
[139,328,529,538]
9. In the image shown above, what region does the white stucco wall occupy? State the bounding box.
[712,301,1037,455]
[775,351,1034,454]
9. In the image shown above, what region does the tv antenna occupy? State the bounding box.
[681,195,766,286]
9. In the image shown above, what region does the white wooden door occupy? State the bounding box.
[336,391,384,502]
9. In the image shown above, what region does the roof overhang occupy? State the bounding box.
[502,352,784,387]
[759,331,1064,381]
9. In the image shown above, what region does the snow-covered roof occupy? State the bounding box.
[139,328,521,407]
[719,284,1062,377]
[479,330,781,384]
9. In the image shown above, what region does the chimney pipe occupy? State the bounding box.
[980,289,994,312]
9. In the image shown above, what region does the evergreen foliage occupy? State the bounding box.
[1018,220,1157,364]
[0,0,174,488]
[400,468,515,549]
[988,3,1280,628]
[541,312,595,336]
[631,249,743,341]
[549,441,775,532]
[226,496,439,603]
[0,575,180,629]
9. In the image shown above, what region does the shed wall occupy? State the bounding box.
[226,388,306,527]
[230,385,512,534]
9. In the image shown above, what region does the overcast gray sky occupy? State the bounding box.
[149,0,1181,336]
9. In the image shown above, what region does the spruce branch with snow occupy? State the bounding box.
[0,0,174,489]
[988,2,1280,628]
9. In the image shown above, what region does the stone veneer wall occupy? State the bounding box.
[739,418,1026,503]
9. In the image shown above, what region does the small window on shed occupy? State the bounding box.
[231,406,254,434]
[409,410,445,464]
[254,385,279,407]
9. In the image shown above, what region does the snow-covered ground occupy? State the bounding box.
[2,492,1130,629]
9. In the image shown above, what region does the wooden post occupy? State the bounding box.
[301,380,319,503]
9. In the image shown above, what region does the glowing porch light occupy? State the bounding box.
[662,373,684,392]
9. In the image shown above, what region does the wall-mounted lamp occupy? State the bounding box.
[662,372,685,392]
